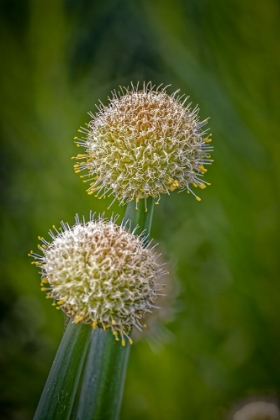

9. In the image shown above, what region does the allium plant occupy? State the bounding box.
[30,83,213,420]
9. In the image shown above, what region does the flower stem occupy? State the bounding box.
[123,196,155,235]
[75,328,130,420]
[75,197,155,420]
[34,322,91,420]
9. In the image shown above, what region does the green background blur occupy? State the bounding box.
[1,0,280,419]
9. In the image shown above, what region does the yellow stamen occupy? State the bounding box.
[169,179,179,191]
[198,165,207,173]
[74,315,84,324]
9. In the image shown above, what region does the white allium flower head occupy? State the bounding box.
[29,214,165,345]
[74,82,213,207]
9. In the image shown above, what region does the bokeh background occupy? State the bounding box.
[1,0,280,419]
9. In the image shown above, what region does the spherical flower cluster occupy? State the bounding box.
[29,215,165,345]
[74,82,213,206]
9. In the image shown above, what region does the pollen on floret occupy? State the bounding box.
[74,82,213,206]
[29,213,166,345]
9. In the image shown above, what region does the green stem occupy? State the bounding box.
[34,322,91,420]
[75,197,155,420]
[123,196,155,234]
[76,329,130,420]
[140,197,155,238]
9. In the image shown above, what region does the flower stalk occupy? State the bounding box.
[33,322,91,420]
[75,328,130,420]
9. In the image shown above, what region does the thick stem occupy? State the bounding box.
[34,322,91,420]
[123,197,155,235]
[76,329,130,420]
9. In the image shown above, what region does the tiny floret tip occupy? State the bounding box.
[74,82,213,205]
[29,215,165,344]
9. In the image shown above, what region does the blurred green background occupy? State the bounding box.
[1,0,280,419]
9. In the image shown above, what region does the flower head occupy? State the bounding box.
[29,214,165,345]
[74,82,213,206]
